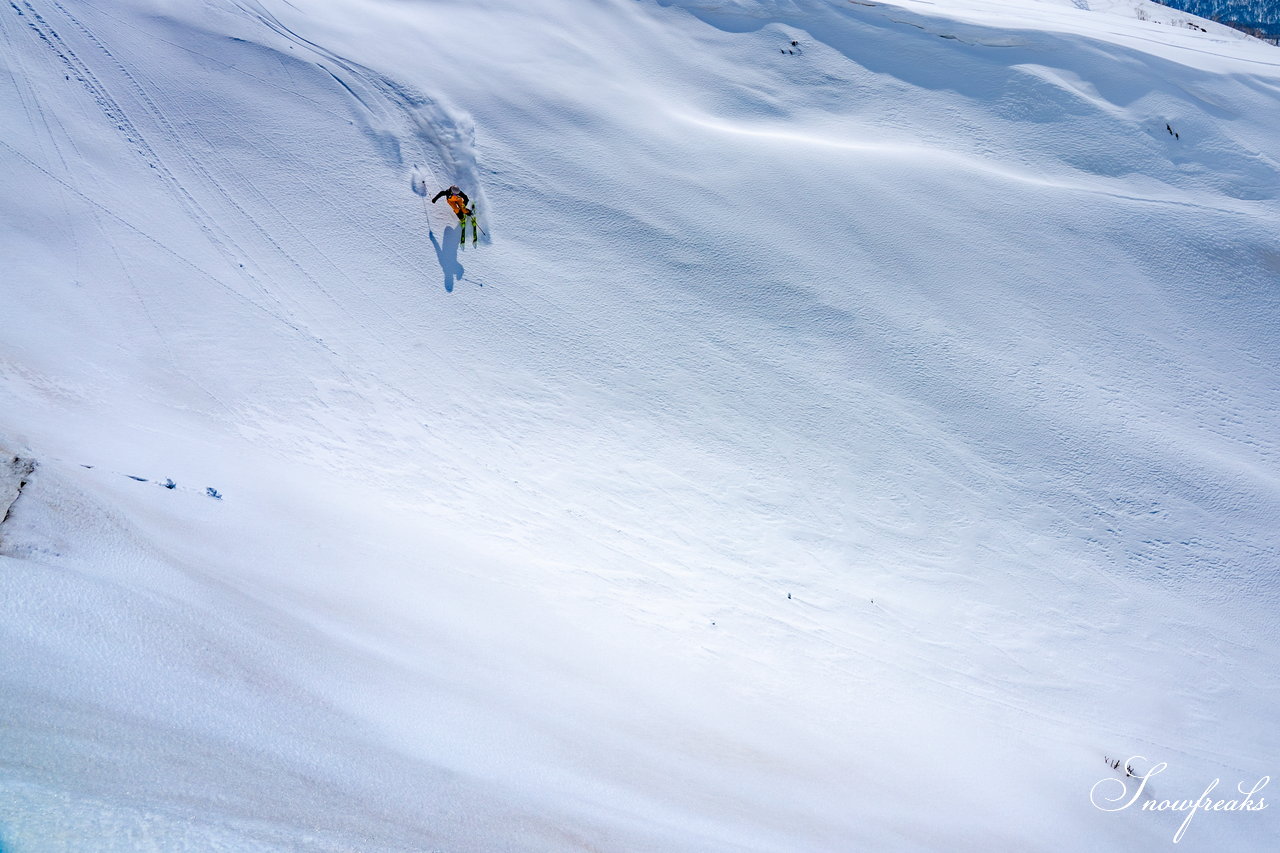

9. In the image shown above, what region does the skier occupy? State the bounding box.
[432,185,479,246]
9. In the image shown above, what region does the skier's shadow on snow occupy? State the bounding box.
[429,227,465,293]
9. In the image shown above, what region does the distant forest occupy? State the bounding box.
[1155,0,1280,41]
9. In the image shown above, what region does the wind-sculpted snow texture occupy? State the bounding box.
[1,0,1278,850]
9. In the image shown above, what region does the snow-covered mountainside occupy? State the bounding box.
[2,0,1278,850]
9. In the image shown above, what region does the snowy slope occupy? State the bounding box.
[2,0,1279,850]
